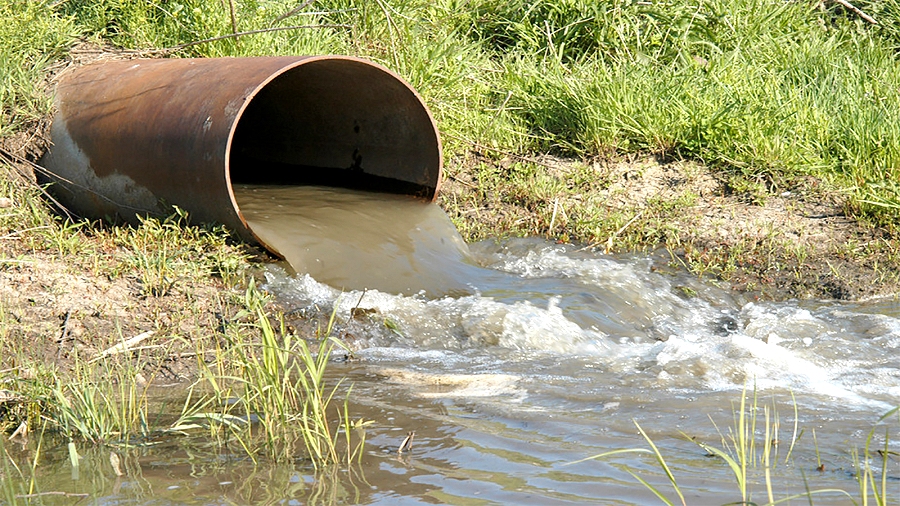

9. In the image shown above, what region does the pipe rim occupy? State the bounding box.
[223,55,443,253]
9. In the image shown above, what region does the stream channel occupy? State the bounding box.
[11,186,900,504]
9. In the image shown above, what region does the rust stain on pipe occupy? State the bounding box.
[39,56,442,252]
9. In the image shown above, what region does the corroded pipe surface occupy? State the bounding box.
[39,56,442,250]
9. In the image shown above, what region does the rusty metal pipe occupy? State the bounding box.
[39,56,442,252]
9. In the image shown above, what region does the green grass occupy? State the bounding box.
[106,207,248,296]
[183,284,367,466]
[571,386,900,505]
[5,0,900,224]
[0,1,76,136]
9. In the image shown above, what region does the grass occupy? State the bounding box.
[0,1,76,136]
[572,386,899,505]
[184,284,367,466]
[49,358,155,445]
[8,0,895,228]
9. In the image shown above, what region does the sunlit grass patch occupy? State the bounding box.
[571,385,900,505]
[104,207,248,297]
[183,284,368,466]
[0,0,76,136]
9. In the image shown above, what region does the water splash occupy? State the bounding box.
[237,185,900,411]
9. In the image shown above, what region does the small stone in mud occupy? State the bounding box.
[0,197,12,208]
[351,307,377,319]
[714,315,740,335]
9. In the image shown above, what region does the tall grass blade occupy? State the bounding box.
[634,421,686,506]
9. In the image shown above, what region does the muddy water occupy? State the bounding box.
[10,186,900,504]
[234,185,484,297]
[241,185,900,503]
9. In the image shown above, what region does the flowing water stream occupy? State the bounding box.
[11,186,900,504]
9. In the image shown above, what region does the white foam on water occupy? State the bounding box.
[263,234,900,412]
[373,367,526,400]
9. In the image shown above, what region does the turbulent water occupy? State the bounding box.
[234,185,900,503]
[238,185,900,413]
[15,185,900,504]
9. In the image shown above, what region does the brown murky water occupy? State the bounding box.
[233,185,484,297]
[7,186,900,504]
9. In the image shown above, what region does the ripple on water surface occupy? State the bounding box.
[232,184,900,504]
[236,185,900,412]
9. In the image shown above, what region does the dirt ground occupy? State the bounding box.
[609,157,899,300]
[440,152,900,301]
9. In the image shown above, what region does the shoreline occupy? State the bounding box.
[441,151,900,302]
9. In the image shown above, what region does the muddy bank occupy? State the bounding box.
[440,152,900,301]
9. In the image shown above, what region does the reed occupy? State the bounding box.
[172,283,367,467]
[48,360,153,445]
[852,406,900,506]
[572,386,868,505]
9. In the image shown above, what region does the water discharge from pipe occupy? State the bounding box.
[39,56,513,297]
[234,184,488,297]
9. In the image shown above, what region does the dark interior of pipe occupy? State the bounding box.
[229,59,440,199]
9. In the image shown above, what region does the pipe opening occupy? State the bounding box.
[39,56,443,252]
[229,58,441,200]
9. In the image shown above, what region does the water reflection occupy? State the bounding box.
[2,435,378,505]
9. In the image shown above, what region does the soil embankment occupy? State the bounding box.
[441,153,900,301]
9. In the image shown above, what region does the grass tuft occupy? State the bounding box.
[169,283,368,467]
[573,386,884,504]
